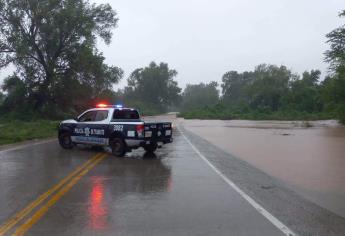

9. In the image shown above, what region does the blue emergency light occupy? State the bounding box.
[96,103,124,108]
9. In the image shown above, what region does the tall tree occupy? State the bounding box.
[126,62,181,111]
[248,64,292,111]
[325,10,345,75]
[221,65,293,111]
[221,70,254,106]
[0,0,122,111]
[283,70,322,112]
[324,10,345,122]
[181,82,219,111]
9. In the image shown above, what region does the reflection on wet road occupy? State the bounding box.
[0,127,287,236]
[88,176,108,230]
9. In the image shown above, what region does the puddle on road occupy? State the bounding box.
[183,119,345,217]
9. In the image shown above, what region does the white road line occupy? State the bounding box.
[178,126,296,236]
[0,139,56,154]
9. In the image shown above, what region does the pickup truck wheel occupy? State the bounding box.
[110,137,126,157]
[59,132,74,149]
[144,143,158,153]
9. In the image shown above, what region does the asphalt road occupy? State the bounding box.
[0,119,344,235]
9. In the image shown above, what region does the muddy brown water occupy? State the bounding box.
[181,119,345,218]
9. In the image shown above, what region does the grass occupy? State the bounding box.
[0,120,59,146]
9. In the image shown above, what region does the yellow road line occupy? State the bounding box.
[12,153,107,236]
[0,153,103,236]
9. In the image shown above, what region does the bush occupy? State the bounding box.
[0,120,59,145]
[338,105,345,124]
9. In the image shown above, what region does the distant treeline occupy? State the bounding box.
[179,65,342,122]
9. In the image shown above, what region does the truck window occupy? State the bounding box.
[78,111,97,122]
[94,110,108,121]
[113,109,140,120]
[78,110,108,122]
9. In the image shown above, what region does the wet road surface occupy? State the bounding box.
[1,116,345,235]
[0,128,287,236]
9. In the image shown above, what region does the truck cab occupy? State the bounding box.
[58,105,173,157]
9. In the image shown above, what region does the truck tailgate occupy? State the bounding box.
[144,122,173,141]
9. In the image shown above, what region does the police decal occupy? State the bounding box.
[74,127,105,136]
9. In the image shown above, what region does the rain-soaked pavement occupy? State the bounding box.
[0,115,345,236]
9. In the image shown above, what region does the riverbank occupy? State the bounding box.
[178,107,340,123]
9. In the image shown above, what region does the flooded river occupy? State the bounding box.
[182,119,345,218]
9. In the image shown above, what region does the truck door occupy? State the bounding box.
[72,110,109,145]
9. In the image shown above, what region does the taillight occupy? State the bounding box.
[136,124,144,137]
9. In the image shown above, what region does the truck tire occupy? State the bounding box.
[144,142,158,153]
[110,137,126,157]
[59,132,74,149]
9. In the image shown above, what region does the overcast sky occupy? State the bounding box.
[1,0,344,89]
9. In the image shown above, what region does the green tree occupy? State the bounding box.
[0,0,121,112]
[325,10,345,75]
[181,82,219,111]
[321,74,345,122]
[283,70,323,112]
[324,10,345,123]
[0,90,4,105]
[221,71,254,106]
[248,64,292,111]
[221,65,293,111]
[125,62,181,112]
[1,75,28,110]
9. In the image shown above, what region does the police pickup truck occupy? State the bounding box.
[58,104,173,157]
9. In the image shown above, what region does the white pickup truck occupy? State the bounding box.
[58,105,173,157]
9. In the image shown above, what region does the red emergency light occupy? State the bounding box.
[96,103,124,108]
[96,103,108,108]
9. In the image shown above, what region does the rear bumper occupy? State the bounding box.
[125,137,173,148]
[125,139,142,147]
[163,137,173,144]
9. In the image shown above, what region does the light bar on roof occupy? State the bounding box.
[96,103,124,108]
[96,103,108,108]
